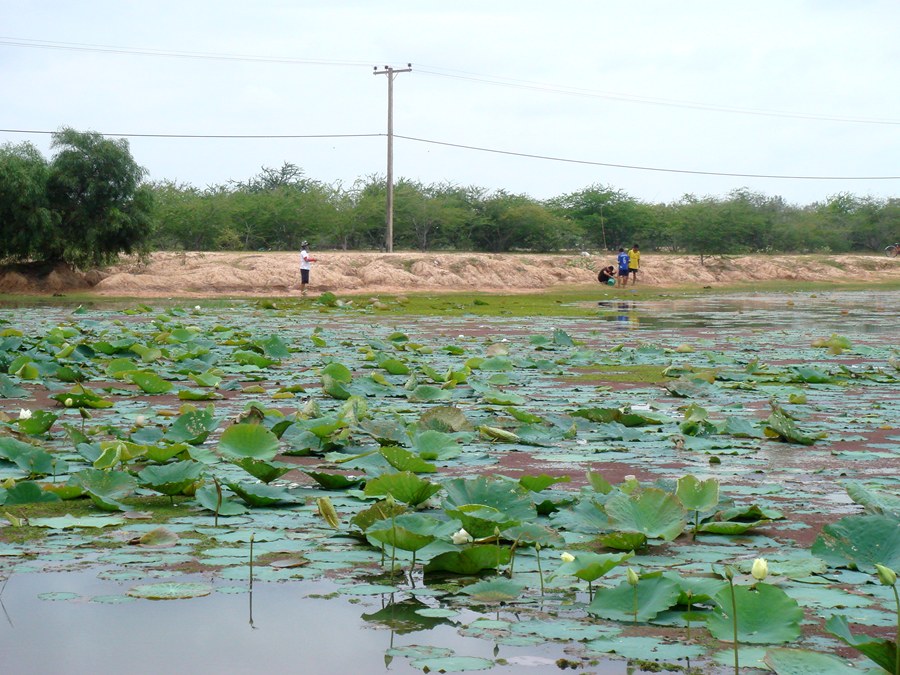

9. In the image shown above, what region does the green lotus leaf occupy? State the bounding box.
[424,545,511,575]
[518,474,571,493]
[362,597,451,634]
[256,334,291,358]
[231,457,292,484]
[304,471,364,490]
[30,514,125,529]
[825,615,896,673]
[130,343,163,362]
[411,430,462,460]
[763,646,862,674]
[218,423,280,460]
[407,385,452,403]
[380,446,437,473]
[552,551,634,583]
[16,410,58,435]
[479,388,526,406]
[605,487,687,541]
[502,522,564,547]
[478,425,520,443]
[708,583,803,644]
[588,575,680,622]
[661,572,728,605]
[136,527,179,548]
[145,443,190,464]
[166,405,220,445]
[599,530,648,551]
[717,504,784,521]
[460,577,524,602]
[4,481,61,505]
[322,373,352,399]
[51,386,114,408]
[233,350,277,368]
[321,362,352,382]
[676,475,720,512]
[764,407,820,445]
[698,519,770,535]
[177,389,223,401]
[73,468,136,511]
[723,416,764,439]
[843,481,900,518]
[378,358,410,375]
[127,370,173,394]
[137,460,204,496]
[0,374,29,398]
[40,483,84,500]
[366,513,439,552]
[194,484,248,516]
[11,447,64,478]
[225,481,298,507]
[188,370,223,388]
[417,406,472,432]
[811,514,900,572]
[126,582,212,600]
[350,499,407,533]
[409,657,494,673]
[443,476,536,522]
[446,504,521,539]
[364,471,441,507]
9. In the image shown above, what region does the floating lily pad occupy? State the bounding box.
[126,582,213,600]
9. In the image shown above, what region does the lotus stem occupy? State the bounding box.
[686,590,693,640]
[389,511,397,580]
[727,574,739,675]
[213,476,223,528]
[588,580,593,602]
[535,543,544,596]
[249,533,255,593]
[632,585,638,624]
[508,537,520,578]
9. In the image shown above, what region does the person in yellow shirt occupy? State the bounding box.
[628,243,641,285]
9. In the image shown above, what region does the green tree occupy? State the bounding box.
[0,141,55,262]
[45,128,153,267]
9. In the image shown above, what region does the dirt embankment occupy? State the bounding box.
[1,252,898,297]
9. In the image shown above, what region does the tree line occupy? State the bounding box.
[2,130,898,268]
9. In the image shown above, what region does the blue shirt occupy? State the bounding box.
[617,251,630,272]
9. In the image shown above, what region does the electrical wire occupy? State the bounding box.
[2,36,898,126]
[2,127,897,181]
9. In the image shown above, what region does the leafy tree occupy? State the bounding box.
[0,142,54,262]
[45,128,153,267]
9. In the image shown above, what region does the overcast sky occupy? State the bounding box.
[2,1,898,205]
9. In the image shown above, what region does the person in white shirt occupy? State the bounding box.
[299,241,317,295]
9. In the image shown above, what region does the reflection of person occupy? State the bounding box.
[616,248,630,287]
[299,241,317,296]
[598,265,615,285]
[628,244,641,285]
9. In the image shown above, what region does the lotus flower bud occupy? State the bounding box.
[751,558,768,581]
[724,565,735,581]
[626,568,640,586]
[64,398,73,407]
[559,552,575,563]
[875,563,897,587]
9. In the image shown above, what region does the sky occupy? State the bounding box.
[2,1,899,206]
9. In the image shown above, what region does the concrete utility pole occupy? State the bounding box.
[373,63,412,253]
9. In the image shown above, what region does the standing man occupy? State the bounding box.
[616,248,630,288]
[300,241,317,296]
[628,243,641,285]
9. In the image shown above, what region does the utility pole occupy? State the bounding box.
[374,63,412,253]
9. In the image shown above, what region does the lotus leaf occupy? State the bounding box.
[366,513,439,552]
[128,371,174,394]
[74,468,136,510]
[424,545,511,575]
[226,481,298,507]
[443,476,536,522]
[321,373,352,399]
[30,514,125,528]
[417,406,472,432]
[231,457,292,483]
[445,504,521,539]
[379,446,437,473]
[676,475,720,512]
[0,374,28,398]
[138,460,204,496]
[135,527,179,547]
[350,499,408,533]
[502,522,564,547]
[126,582,213,600]
[233,350,277,368]
[145,443,190,464]
[552,551,634,583]
[378,358,410,375]
[697,519,770,535]
[518,474,571,493]
[844,481,900,518]
[304,470,364,490]
[364,471,441,507]
[708,583,803,644]
[460,577,524,602]
[588,575,680,622]
[605,487,687,541]
[165,405,220,444]
[4,481,61,505]
[407,384,452,402]
[411,430,462,460]
[763,647,861,674]
[16,410,58,435]
[51,386,114,408]
[217,423,280,461]
[825,615,896,674]
[194,484,248,516]
[811,514,900,572]
[765,407,820,445]
[600,531,648,551]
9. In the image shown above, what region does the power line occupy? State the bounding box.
[3,36,898,126]
[2,127,898,181]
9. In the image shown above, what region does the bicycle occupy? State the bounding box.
[885,243,900,257]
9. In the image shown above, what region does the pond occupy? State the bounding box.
[0,289,898,674]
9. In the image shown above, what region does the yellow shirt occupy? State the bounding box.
[628,249,640,270]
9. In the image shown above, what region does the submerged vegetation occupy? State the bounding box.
[0,290,898,672]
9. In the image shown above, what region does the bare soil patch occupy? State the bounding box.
[1,251,898,297]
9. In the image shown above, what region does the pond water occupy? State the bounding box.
[0,289,897,674]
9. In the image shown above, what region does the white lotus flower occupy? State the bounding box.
[64,398,73,407]
[624,475,636,482]
[559,552,575,563]
[451,528,473,545]
[135,415,147,426]
[18,408,32,420]
[751,557,768,581]
[194,305,201,311]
